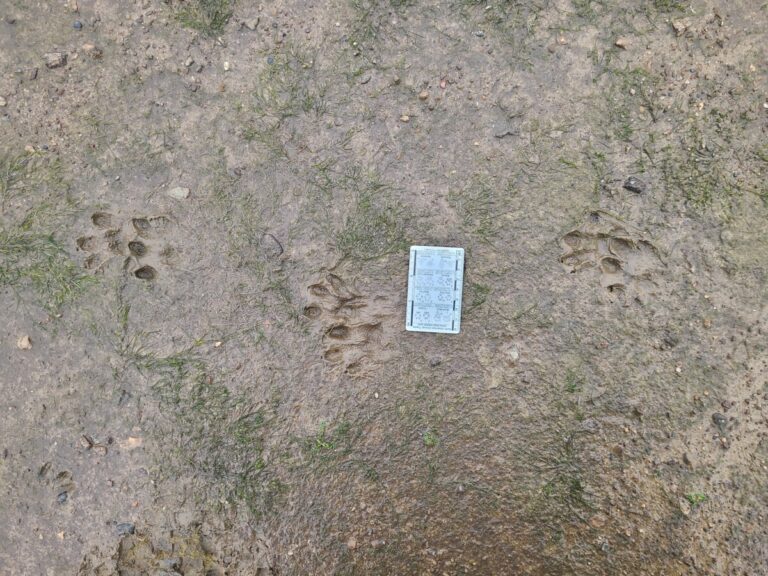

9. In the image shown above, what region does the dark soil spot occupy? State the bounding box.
[303,304,322,319]
[327,324,351,339]
[128,240,147,257]
[91,212,114,228]
[134,265,157,280]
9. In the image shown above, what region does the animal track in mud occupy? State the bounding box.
[303,273,389,375]
[76,212,174,280]
[559,212,664,303]
[78,526,228,576]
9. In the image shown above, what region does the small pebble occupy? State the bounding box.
[57,491,68,504]
[615,37,628,49]
[418,90,429,101]
[267,55,274,65]
[44,52,67,69]
[166,186,190,200]
[712,413,727,427]
[16,335,32,350]
[73,20,82,30]
[223,61,231,71]
[82,43,102,59]
[623,176,646,194]
[399,114,410,123]
[0,97,6,107]
[116,522,135,536]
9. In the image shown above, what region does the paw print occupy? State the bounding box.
[76,212,174,280]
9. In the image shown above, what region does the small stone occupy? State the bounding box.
[473,30,485,38]
[57,491,68,504]
[672,20,689,36]
[241,17,259,30]
[69,0,79,11]
[123,436,143,449]
[44,52,67,69]
[93,445,108,456]
[712,413,727,427]
[116,522,135,536]
[82,44,102,59]
[623,176,646,194]
[359,75,370,85]
[166,186,190,200]
[614,37,628,49]
[26,67,38,80]
[399,114,410,123]
[503,343,520,367]
[0,97,6,107]
[16,335,32,350]
[223,61,231,71]
[184,57,194,68]
[347,537,357,549]
[73,20,83,30]
[418,90,429,101]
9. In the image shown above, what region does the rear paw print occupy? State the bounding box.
[38,462,76,505]
[559,212,664,303]
[76,212,173,280]
[303,273,385,375]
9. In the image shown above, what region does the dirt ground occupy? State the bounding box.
[1,0,767,574]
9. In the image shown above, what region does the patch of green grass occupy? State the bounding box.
[0,151,93,312]
[336,168,407,260]
[525,429,593,524]
[660,121,738,209]
[0,229,94,312]
[564,368,583,393]
[456,0,545,60]
[114,301,279,517]
[253,46,326,123]
[572,0,607,20]
[422,429,439,448]
[135,345,279,516]
[650,0,689,12]
[175,0,234,36]
[241,122,287,159]
[684,492,708,508]
[466,281,490,312]
[449,174,507,244]
[306,420,353,460]
[0,153,33,210]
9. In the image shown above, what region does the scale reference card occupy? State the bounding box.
[406,246,464,334]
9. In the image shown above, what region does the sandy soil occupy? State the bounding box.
[1,0,766,574]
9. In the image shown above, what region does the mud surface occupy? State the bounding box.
[1,0,767,574]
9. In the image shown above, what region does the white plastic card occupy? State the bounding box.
[406,246,464,334]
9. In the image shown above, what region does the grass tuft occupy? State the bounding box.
[175,0,235,36]
[0,151,92,312]
[0,229,94,312]
[336,168,407,260]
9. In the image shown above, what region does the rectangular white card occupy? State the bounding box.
[406,246,464,334]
